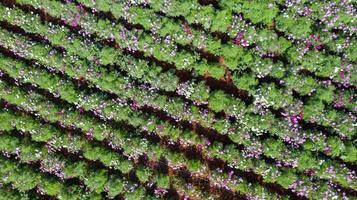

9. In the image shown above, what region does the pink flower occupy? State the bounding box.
[234,32,247,46]
[78,107,85,114]
[340,69,345,80]
[305,42,312,49]
[154,188,168,196]
[315,45,323,50]
[70,13,81,27]
[197,144,203,151]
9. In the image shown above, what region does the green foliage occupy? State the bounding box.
[327,137,345,158]
[155,173,170,189]
[135,166,153,183]
[105,175,125,198]
[263,139,284,159]
[256,83,293,109]
[315,86,335,104]
[100,47,118,66]
[342,145,357,163]
[276,15,312,38]
[208,65,226,79]
[208,90,231,112]
[12,167,40,192]
[124,188,146,200]
[186,159,202,172]
[221,46,244,70]
[190,82,210,103]
[0,134,20,152]
[158,19,181,38]
[285,75,317,96]
[301,53,341,78]
[96,0,111,12]
[303,98,325,121]
[205,38,222,56]
[117,160,133,174]
[276,171,297,189]
[187,6,215,29]
[232,72,258,92]
[242,1,279,24]
[0,112,13,131]
[40,177,62,196]
[84,169,108,193]
[297,151,318,171]
[0,186,30,200]
[1,0,356,198]
[212,119,229,134]
[211,10,232,33]
[64,161,87,179]
[345,42,357,62]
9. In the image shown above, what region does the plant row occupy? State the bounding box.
[0,149,101,200]
[1,0,355,199]
[9,0,356,141]
[0,4,354,177]
[0,102,220,200]
[73,0,357,119]
[52,0,357,109]
[0,108,194,200]
[0,55,285,200]
[148,0,356,63]
[0,184,45,200]
[0,36,352,200]
[0,14,355,187]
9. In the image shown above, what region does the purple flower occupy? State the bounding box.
[234,32,248,47]
[154,188,168,196]
[70,13,81,27]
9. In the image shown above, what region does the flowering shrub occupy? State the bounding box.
[0,0,355,199]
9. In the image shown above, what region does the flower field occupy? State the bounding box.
[0,0,356,199]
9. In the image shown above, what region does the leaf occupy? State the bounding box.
[232,72,258,91]
[346,42,357,62]
[205,38,222,55]
[155,174,170,189]
[342,145,357,163]
[63,161,87,179]
[130,8,153,30]
[276,15,312,38]
[117,160,133,174]
[191,82,210,103]
[242,1,279,24]
[12,167,39,192]
[84,169,108,193]
[276,171,297,189]
[208,65,225,79]
[100,47,117,66]
[31,126,55,142]
[256,83,292,109]
[124,188,145,200]
[186,159,202,172]
[303,99,325,121]
[221,46,245,70]
[105,175,124,198]
[327,137,345,157]
[96,0,111,12]
[263,139,284,159]
[297,151,318,171]
[208,90,231,112]
[315,86,335,104]
[211,10,232,33]
[186,6,214,29]
[40,177,62,196]
[0,112,13,131]
[135,167,153,183]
